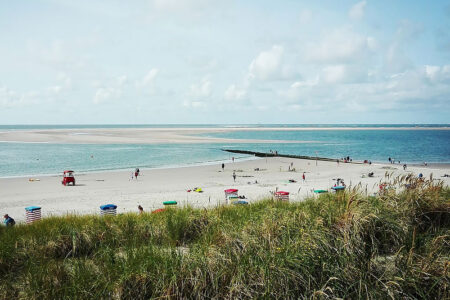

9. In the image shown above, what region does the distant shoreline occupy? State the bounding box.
[0,126,449,144]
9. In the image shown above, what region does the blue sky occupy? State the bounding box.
[0,0,449,124]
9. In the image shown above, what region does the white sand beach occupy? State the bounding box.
[1,156,449,222]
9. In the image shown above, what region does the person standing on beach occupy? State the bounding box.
[233,171,236,182]
[403,164,407,170]
[302,172,306,182]
[222,163,225,171]
[138,205,143,214]
[135,168,140,180]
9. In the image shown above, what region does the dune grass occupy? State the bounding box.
[0,174,449,299]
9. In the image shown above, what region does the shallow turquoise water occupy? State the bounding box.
[0,125,449,177]
[203,129,450,163]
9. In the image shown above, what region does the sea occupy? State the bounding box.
[0,124,449,178]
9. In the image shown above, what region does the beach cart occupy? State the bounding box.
[25,206,41,224]
[62,170,75,186]
[100,204,117,216]
[274,191,289,202]
[224,189,238,204]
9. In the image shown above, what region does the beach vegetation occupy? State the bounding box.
[0,175,448,299]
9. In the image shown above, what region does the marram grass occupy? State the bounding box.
[0,175,448,299]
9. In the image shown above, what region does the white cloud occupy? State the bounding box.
[189,77,212,99]
[135,69,159,95]
[305,28,375,64]
[58,73,72,88]
[299,9,313,24]
[383,20,423,74]
[321,65,369,84]
[224,84,247,101]
[47,85,63,95]
[28,39,89,71]
[425,65,450,83]
[93,87,121,104]
[277,62,450,114]
[384,43,412,73]
[46,73,72,96]
[0,87,40,108]
[138,69,159,87]
[291,77,319,89]
[248,45,284,80]
[283,77,319,100]
[117,75,128,86]
[349,1,367,20]
[93,75,129,104]
[396,19,423,41]
[183,100,206,108]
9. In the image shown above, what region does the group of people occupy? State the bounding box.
[340,156,352,163]
[388,157,402,164]
[388,157,410,170]
[334,178,346,187]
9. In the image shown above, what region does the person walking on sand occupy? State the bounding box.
[233,171,236,182]
[302,172,306,182]
[3,214,15,227]
[222,163,225,171]
[403,164,407,170]
[135,168,140,180]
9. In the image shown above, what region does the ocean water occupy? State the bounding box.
[0,125,449,177]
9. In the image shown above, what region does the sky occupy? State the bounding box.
[0,0,449,124]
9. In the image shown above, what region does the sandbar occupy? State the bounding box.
[0,126,448,144]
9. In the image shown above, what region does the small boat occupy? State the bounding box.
[314,189,328,193]
[331,186,346,191]
[163,201,177,206]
